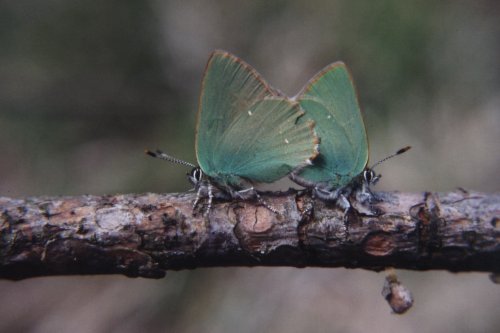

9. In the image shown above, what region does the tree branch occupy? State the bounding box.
[1,190,498,280]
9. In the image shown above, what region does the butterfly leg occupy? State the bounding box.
[235,187,254,198]
[193,186,203,210]
[355,179,381,206]
[254,192,280,215]
[192,181,213,215]
[337,194,352,215]
[289,169,318,188]
[236,187,280,215]
[299,189,316,218]
[353,184,383,216]
[204,183,214,216]
[315,187,352,214]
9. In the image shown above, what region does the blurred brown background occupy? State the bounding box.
[0,1,499,332]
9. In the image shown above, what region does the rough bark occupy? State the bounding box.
[0,190,498,280]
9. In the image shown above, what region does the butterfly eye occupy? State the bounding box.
[364,169,375,183]
[191,168,203,182]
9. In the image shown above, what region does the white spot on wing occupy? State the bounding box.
[284,138,289,144]
[248,110,252,116]
[306,159,313,165]
[327,115,331,119]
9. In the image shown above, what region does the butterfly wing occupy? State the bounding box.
[215,97,318,183]
[295,62,368,187]
[196,51,318,185]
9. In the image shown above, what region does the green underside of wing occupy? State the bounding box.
[211,98,316,184]
[297,64,368,187]
[196,52,274,184]
[196,52,317,186]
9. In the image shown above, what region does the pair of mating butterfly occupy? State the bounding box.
[147,50,409,215]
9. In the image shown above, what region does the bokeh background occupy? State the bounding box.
[1,1,499,332]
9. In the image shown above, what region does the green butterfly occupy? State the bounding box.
[148,51,319,214]
[290,61,410,212]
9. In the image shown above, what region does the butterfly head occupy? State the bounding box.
[363,146,411,186]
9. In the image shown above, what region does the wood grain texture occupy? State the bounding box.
[1,190,498,280]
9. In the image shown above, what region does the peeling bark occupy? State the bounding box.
[0,190,498,280]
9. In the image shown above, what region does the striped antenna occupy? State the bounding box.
[145,149,196,168]
[370,146,411,170]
